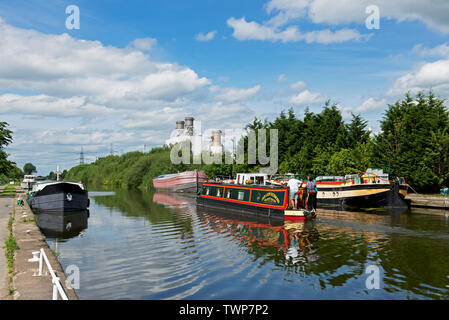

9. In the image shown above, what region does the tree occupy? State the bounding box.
[0,122,22,181]
[23,163,37,175]
[346,113,370,148]
[373,91,449,191]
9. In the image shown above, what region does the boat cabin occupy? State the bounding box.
[235,173,268,185]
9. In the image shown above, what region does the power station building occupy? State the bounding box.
[165,117,223,156]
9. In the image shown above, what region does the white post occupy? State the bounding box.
[52,277,60,300]
[38,248,44,276]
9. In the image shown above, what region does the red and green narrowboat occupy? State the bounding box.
[196,182,315,221]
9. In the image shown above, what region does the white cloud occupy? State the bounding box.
[289,81,306,91]
[354,97,387,113]
[412,43,449,58]
[0,94,119,117]
[278,74,287,83]
[129,37,157,51]
[269,0,449,34]
[288,89,327,106]
[0,19,210,109]
[119,107,189,130]
[227,17,301,43]
[0,18,261,173]
[227,17,368,44]
[195,102,255,128]
[228,0,449,45]
[336,104,354,120]
[210,85,261,102]
[195,30,217,42]
[388,59,449,96]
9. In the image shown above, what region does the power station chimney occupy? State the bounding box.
[185,117,194,136]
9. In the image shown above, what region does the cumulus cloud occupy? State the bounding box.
[119,107,190,130]
[129,37,157,51]
[0,94,119,117]
[0,19,210,109]
[195,30,217,41]
[227,17,367,44]
[228,0,449,45]
[412,43,449,58]
[354,97,387,113]
[0,18,260,173]
[388,59,449,96]
[289,81,306,91]
[288,89,327,106]
[195,102,255,129]
[210,85,261,102]
[268,0,449,34]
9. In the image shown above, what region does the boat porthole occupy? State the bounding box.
[66,193,73,201]
[66,222,72,231]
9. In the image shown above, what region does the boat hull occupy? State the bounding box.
[153,171,208,193]
[197,183,291,220]
[197,196,286,220]
[29,183,89,212]
[316,182,409,208]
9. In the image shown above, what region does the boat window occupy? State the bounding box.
[217,189,221,197]
[206,187,210,195]
[238,191,245,201]
[226,189,231,198]
[255,176,265,185]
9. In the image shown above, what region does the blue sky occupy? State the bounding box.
[1,0,449,175]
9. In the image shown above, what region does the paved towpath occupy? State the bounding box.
[0,186,14,299]
[1,186,78,300]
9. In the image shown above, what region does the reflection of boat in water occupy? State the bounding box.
[28,181,90,212]
[197,205,319,261]
[35,210,89,239]
[153,170,208,193]
[152,192,196,207]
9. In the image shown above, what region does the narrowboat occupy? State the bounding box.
[268,168,410,209]
[153,170,208,193]
[197,173,315,221]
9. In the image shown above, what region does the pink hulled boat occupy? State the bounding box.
[152,170,208,193]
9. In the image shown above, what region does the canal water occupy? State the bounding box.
[41,189,449,300]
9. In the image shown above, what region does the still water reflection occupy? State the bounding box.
[41,189,449,300]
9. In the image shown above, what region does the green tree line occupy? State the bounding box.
[0,122,23,184]
[66,92,449,192]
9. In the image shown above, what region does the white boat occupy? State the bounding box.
[21,175,36,191]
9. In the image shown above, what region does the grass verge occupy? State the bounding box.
[3,203,18,295]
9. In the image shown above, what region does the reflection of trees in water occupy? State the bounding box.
[315,209,449,297]
[92,189,196,241]
[196,207,379,289]
[377,233,449,299]
[93,190,449,297]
